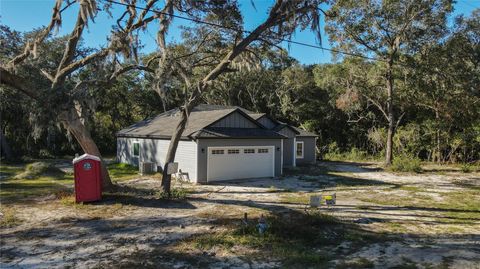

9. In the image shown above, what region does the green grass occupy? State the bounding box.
[107,162,141,181]
[0,161,141,204]
[359,187,480,226]
[0,162,73,204]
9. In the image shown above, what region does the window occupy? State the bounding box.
[212,149,224,155]
[296,141,304,158]
[244,149,255,154]
[258,148,269,153]
[228,149,240,154]
[133,142,140,157]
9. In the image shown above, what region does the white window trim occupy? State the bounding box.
[132,142,140,157]
[296,141,304,159]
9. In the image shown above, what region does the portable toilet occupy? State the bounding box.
[73,154,102,203]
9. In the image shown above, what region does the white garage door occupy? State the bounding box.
[207,146,275,182]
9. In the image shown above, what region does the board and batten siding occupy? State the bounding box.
[257,116,277,129]
[296,137,317,164]
[117,137,198,182]
[210,111,258,128]
[196,138,283,184]
[277,127,296,167]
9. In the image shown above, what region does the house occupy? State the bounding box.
[116,104,317,183]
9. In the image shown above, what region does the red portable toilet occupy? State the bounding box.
[73,154,102,203]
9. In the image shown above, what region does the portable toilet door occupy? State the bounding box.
[73,154,102,203]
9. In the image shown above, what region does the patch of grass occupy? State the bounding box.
[336,257,374,268]
[398,185,422,192]
[107,162,142,181]
[460,163,475,173]
[0,207,22,228]
[14,161,66,180]
[280,192,310,205]
[0,164,24,179]
[383,222,409,233]
[177,211,388,268]
[389,157,422,173]
[0,176,72,204]
[155,187,191,200]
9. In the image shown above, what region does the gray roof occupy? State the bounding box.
[272,123,301,135]
[292,126,318,137]
[117,104,312,140]
[117,104,280,139]
[191,127,286,139]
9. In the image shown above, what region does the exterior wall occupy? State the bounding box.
[277,127,296,167]
[295,137,317,164]
[257,116,277,129]
[117,137,198,182]
[196,138,283,183]
[210,111,258,128]
[282,138,295,167]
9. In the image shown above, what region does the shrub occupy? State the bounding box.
[390,156,422,173]
[461,163,472,173]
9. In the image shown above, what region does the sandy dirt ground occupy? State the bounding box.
[1,162,479,268]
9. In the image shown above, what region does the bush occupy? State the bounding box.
[461,163,472,173]
[390,156,422,173]
[324,146,375,162]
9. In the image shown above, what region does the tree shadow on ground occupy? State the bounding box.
[205,169,399,192]
[89,210,480,269]
[95,185,196,209]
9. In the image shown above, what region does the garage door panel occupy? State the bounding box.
[207,146,274,181]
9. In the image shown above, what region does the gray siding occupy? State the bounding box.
[277,127,296,167]
[210,111,258,128]
[257,116,277,129]
[296,137,317,164]
[196,138,283,183]
[117,137,198,182]
[282,137,295,167]
[277,127,296,138]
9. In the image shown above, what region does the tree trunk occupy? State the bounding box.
[60,108,113,190]
[434,109,442,163]
[0,127,13,160]
[385,60,396,166]
[161,96,200,193]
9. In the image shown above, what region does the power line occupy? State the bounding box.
[104,0,384,63]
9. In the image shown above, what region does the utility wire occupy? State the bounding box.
[105,0,384,63]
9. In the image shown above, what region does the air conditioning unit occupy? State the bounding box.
[139,162,156,175]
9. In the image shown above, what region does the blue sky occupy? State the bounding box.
[1,0,479,64]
